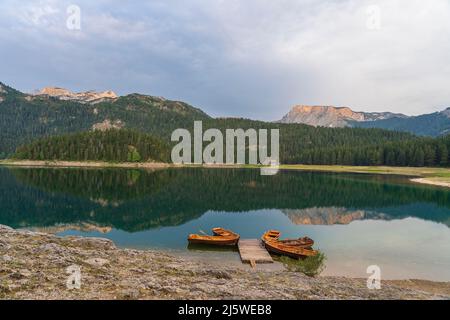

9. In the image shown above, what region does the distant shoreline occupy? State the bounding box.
[0,160,172,169]
[1,160,449,188]
[278,164,450,188]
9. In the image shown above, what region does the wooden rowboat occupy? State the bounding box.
[261,230,317,259]
[263,230,314,248]
[188,227,240,246]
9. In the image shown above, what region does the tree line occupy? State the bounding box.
[205,118,450,167]
[13,129,170,163]
[283,136,450,166]
[11,125,450,167]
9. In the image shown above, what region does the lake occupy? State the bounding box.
[1,166,449,281]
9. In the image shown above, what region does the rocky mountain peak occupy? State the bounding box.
[279,105,407,127]
[35,87,118,104]
[279,105,364,127]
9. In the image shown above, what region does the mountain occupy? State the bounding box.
[0,83,210,157]
[279,105,407,127]
[279,104,450,136]
[353,108,450,137]
[2,82,450,167]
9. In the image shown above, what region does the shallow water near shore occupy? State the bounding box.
[1,166,449,281]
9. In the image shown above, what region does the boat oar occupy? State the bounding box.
[199,229,208,235]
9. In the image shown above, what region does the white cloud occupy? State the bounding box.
[0,0,449,119]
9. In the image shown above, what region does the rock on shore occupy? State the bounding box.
[0,225,448,300]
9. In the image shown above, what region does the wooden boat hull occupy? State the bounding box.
[187,237,239,246]
[188,228,240,246]
[262,230,314,248]
[262,240,317,259]
[261,230,317,259]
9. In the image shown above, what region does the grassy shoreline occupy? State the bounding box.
[278,164,450,187]
[1,160,450,188]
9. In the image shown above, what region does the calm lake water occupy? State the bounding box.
[1,166,449,281]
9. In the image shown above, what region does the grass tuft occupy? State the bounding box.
[277,251,326,277]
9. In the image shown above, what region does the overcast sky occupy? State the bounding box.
[0,0,449,120]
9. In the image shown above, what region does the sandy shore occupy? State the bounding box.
[0,160,242,170]
[0,225,449,300]
[410,178,450,188]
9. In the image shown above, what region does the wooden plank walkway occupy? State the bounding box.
[238,239,273,267]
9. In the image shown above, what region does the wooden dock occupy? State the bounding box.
[238,239,273,267]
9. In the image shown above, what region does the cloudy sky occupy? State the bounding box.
[0,0,449,120]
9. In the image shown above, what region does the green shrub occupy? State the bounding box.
[277,251,326,277]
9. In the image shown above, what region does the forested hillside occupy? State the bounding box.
[0,83,209,157]
[13,130,170,163]
[2,82,450,167]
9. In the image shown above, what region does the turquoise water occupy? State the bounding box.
[1,167,449,280]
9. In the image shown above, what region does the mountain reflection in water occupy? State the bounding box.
[0,167,449,231]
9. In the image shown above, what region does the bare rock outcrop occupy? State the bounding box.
[279,105,407,127]
[35,87,118,104]
[92,119,124,131]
